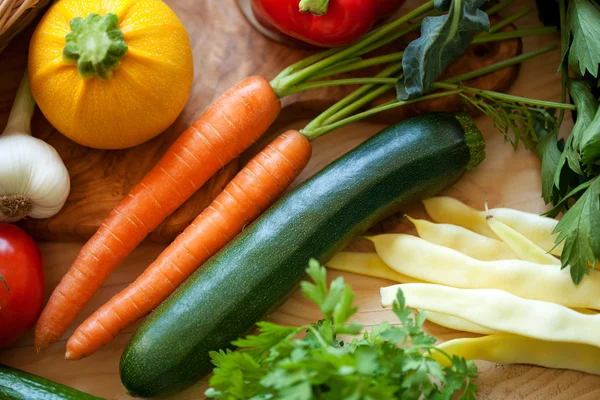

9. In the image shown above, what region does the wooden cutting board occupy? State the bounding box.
[0,0,520,243]
[2,1,594,400]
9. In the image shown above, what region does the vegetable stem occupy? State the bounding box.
[484,0,513,16]
[276,48,342,81]
[3,73,35,136]
[302,90,462,140]
[278,78,398,96]
[270,0,435,96]
[304,63,403,131]
[479,7,532,36]
[472,27,558,44]
[323,83,397,125]
[433,82,576,110]
[63,13,128,80]
[557,0,568,129]
[304,46,563,137]
[299,0,330,15]
[309,52,404,81]
[444,45,557,84]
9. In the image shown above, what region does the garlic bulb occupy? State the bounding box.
[0,73,70,223]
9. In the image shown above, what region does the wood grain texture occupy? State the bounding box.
[2,1,596,399]
[1,0,520,243]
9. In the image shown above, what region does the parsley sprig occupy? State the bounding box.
[530,0,600,284]
[205,260,477,400]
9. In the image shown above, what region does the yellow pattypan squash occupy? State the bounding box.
[28,0,194,150]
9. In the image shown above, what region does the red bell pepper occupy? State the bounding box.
[251,0,406,47]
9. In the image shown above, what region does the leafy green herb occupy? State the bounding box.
[430,82,560,151]
[579,105,600,166]
[206,259,478,400]
[565,0,600,78]
[553,176,600,284]
[396,0,490,100]
[536,126,563,205]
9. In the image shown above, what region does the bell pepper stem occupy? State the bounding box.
[3,72,35,137]
[299,0,330,15]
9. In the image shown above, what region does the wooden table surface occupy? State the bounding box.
[3,1,599,399]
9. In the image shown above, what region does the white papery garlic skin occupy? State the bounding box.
[0,73,70,223]
[0,134,70,222]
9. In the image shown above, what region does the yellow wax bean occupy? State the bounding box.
[422,197,562,256]
[326,252,421,283]
[431,334,600,375]
[424,312,498,335]
[371,234,600,309]
[381,283,600,347]
[485,207,560,265]
[406,216,518,261]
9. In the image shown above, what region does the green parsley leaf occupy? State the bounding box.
[537,131,563,205]
[554,176,600,283]
[566,0,600,78]
[206,261,478,399]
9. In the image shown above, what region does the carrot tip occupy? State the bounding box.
[65,350,77,360]
[34,340,47,353]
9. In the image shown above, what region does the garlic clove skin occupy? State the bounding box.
[0,133,71,222]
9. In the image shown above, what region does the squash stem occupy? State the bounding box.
[3,73,35,137]
[63,13,128,80]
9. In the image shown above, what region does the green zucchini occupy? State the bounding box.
[120,113,485,397]
[0,364,103,400]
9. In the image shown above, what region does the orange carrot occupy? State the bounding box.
[65,130,311,360]
[34,76,281,351]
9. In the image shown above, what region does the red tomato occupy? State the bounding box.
[0,224,44,348]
